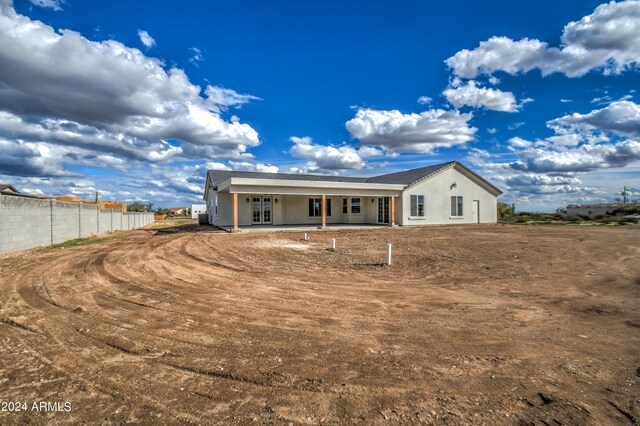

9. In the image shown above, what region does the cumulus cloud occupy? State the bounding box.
[504,102,640,174]
[137,29,156,48]
[288,136,383,172]
[510,139,640,173]
[417,96,432,105]
[443,80,523,112]
[0,3,260,177]
[548,100,640,138]
[446,1,640,78]
[467,98,640,209]
[345,108,476,153]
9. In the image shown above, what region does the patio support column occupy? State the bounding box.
[233,193,239,230]
[321,194,326,228]
[390,196,395,226]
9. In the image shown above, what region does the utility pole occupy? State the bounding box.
[622,186,629,204]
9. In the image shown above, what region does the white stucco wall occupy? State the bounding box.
[397,166,498,225]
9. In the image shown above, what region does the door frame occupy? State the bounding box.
[472,200,480,223]
[251,196,273,225]
[377,197,390,224]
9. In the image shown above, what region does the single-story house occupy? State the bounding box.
[168,207,185,215]
[203,161,502,229]
[566,203,617,218]
[191,204,207,219]
[0,184,20,194]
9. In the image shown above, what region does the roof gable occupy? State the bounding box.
[364,162,455,185]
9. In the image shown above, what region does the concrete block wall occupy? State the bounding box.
[98,210,112,233]
[113,210,123,231]
[51,200,80,244]
[80,203,99,237]
[0,195,52,254]
[0,194,155,255]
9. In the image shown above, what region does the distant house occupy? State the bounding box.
[0,184,20,194]
[566,203,617,218]
[169,207,185,215]
[191,204,206,219]
[203,161,502,229]
[39,196,127,212]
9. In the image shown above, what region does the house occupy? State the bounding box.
[191,204,207,219]
[566,203,617,218]
[169,207,185,215]
[0,184,20,194]
[39,196,128,212]
[203,161,502,229]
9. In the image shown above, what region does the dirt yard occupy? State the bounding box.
[0,224,638,425]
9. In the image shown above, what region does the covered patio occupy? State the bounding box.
[213,177,404,231]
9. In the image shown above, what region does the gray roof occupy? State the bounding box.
[0,184,19,193]
[207,161,502,194]
[207,170,368,187]
[364,162,454,184]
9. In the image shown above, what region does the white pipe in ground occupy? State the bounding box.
[331,238,336,251]
[304,232,308,241]
[386,243,392,266]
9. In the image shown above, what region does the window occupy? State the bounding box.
[342,198,348,214]
[451,196,463,217]
[308,198,331,217]
[410,195,425,217]
[351,198,361,214]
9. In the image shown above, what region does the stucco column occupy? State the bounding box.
[321,194,326,228]
[233,193,238,230]
[390,196,395,226]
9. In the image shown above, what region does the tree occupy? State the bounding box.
[128,202,153,212]
[497,202,515,220]
[156,208,173,216]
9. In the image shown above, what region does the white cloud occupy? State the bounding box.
[289,136,382,171]
[227,161,279,173]
[560,99,573,103]
[417,96,432,105]
[345,108,476,153]
[548,100,640,138]
[189,47,203,65]
[510,139,640,173]
[487,128,497,134]
[446,1,640,78]
[137,29,156,48]
[443,80,522,112]
[0,3,261,177]
[28,0,62,11]
[204,86,261,113]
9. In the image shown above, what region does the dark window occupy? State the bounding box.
[351,198,361,214]
[410,195,425,217]
[451,196,463,216]
[342,198,348,214]
[308,198,331,217]
[309,198,321,217]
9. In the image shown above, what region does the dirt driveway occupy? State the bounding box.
[0,225,638,424]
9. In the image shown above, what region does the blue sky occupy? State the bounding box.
[1,0,639,211]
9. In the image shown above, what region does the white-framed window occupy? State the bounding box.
[410,195,425,217]
[351,197,361,214]
[342,198,348,214]
[308,198,331,217]
[451,196,463,217]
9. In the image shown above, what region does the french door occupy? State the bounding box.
[377,197,390,224]
[251,196,272,224]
